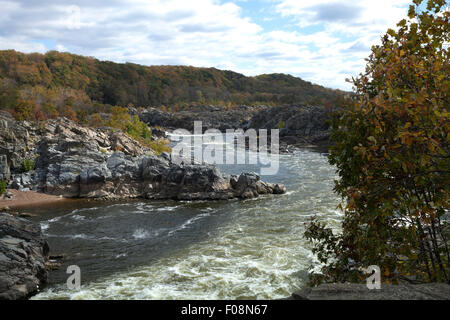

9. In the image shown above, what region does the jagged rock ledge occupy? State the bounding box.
[286,283,450,300]
[1,114,286,200]
[0,213,49,300]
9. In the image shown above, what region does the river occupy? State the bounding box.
[29,137,342,300]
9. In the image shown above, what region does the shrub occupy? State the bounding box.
[148,139,171,155]
[107,107,153,144]
[0,180,7,195]
[106,106,172,154]
[21,158,35,172]
[89,113,104,128]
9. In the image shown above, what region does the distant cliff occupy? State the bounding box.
[139,104,333,149]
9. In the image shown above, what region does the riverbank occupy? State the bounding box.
[0,189,66,210]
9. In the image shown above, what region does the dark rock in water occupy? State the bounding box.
[288,283,450,300]
[0,213,49,300]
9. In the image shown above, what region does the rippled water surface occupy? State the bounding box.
[29,147,341,300]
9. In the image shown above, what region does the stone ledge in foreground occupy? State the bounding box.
[286,283,450,300]
[0,213,49,300]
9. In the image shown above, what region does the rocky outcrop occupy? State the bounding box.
[247,105,332,149]
[1,115,286,200]
[32,139,285,200]
[0,213,49,300]
[139,105,266,131]
[139,104,333,150]
[287,283,450,300]
[0,111,40,179]
[0,114,156,178]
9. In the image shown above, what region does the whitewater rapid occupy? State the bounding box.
[31,149,342,300]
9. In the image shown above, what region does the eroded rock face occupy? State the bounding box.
[247,105,332,148]
[288,283,450,300]
[0,213,49,300]
[0,112,39,179]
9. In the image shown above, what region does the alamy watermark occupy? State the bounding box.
[364,265,381,290]
[66,265,81,290]
[170,121,280,175]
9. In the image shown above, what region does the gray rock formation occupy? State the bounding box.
[139,104,333,150]
[0,111,39,180]
[247,105,332,148]
[1,115,286,200]
[33,140,285,200]
[288,283,450,300]
[0,213,49,300]
[139,105,266,131]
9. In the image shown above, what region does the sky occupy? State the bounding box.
[0,0,414,90]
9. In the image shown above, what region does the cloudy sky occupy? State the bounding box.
[0,0,413,90]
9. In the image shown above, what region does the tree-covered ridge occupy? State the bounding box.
[0,49,344,122]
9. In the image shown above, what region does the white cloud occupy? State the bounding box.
[0,0,411,90]
[276,0,410,29]
[272,0,411,88]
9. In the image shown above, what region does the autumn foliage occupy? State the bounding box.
[107,106,170,154]
[0,50,345,123]
[306,0,449,285]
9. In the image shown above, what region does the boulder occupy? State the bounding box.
[0,213,49,300]
[10,172,34,191]
[231,172,286,199]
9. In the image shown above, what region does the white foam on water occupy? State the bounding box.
[167,213,210,236]
[132,228,150,240]
[156,206,179,212]
[71,215,86,221]
[71,234,89,239]
[48,216,61,223]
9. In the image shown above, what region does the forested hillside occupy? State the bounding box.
[0,50,344,122]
